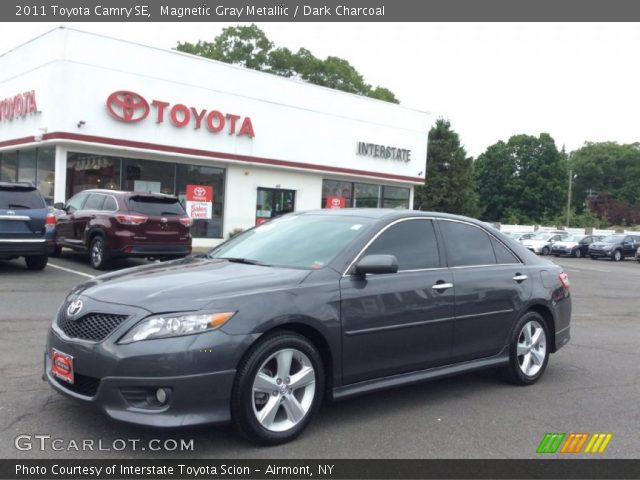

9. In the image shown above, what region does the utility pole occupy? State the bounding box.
[565,148,573,227]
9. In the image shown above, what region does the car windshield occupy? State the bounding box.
[562,235,584,242]
[601,235,625,243]
[0,187,45,209]
[208,214,375,269]
[532,232,553,241]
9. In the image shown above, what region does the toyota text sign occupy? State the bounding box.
[106,90,255,138]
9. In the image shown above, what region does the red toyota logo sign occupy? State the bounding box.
[106,91,149,123]
[193,186,206,197]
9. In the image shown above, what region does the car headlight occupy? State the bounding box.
[118,311,236,344]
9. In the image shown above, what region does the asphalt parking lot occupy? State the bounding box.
[1,252,638,459]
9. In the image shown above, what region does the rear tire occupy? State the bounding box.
[89,236,110,270]
[591,255,597,260]
[49,246,62,258]
[542,246,550,255]
[24,255,48,270]
[501,311,550,386]
[231,332,324,445]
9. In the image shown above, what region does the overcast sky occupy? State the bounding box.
[1,22,639,157]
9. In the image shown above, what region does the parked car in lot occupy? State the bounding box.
[505,232,536,243]
[54,189,192,269]
[551,234,603,258]
[588,234,640,261]
[636,247,640,263]
[521,231,568,255]
[45,209,572,444]
[0,182,56,270]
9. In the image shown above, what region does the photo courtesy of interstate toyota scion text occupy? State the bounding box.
[45,209,571,444]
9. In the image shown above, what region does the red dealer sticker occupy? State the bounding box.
[51,349,74,384]
[325,196,346,209]
[186,185,213,202]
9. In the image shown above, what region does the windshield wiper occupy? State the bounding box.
[219,257,270,266]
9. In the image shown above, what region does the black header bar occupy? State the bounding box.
[6,0,640,22]
[2,459,640,479]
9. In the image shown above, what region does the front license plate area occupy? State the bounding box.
[51,349,74,384]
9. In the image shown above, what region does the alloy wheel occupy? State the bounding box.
[251,348,316,432]
[91,239,103,267]
[517,320,547,377]
[613,250,622,261]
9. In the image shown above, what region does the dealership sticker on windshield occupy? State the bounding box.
[51,349,74,384]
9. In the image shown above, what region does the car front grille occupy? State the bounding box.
[54,373,100,397]
[57,311,129,342]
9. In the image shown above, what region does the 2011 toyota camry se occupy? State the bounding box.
[45,209,571,444]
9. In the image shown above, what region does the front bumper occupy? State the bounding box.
[44,299,250,427]
[588,249,612,258]
[551,246,574,256]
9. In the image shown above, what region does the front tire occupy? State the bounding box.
[89,236,110,270]
[24,255,48,270]
[612,249,623,262]
[231,332,324,445]
[501,312,550,386]
[573,248,583,258]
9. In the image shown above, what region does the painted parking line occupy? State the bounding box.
[47,262,96,279]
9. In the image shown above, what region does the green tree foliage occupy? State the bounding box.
[414,119,479,217]
[177,24,399,103]
[475,133,567,223]
[570,142,640,214]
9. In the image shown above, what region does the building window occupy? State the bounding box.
[67,152,121,197]
[321,179,410,209]
[382,185,410,208]
[176,164,225,239]
[123,158,175,195]
[0,151,18,182]
[17,150,36,184]
[36,148,55,205]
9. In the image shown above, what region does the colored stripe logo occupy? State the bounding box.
[537,433,612,454]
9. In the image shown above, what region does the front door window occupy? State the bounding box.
[256,188,295,225]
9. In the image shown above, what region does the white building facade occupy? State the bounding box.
[0,27,428,246]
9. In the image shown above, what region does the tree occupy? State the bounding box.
[570,142,640,215]
[475,133,567,223]
[414,119,479,217]
[176,24,399,103]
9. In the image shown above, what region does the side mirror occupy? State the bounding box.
[354,254,398,276]
[53,202,65,211]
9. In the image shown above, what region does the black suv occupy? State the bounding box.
[0,182,56,270]
[588,234,640,261]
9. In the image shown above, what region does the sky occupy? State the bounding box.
[1,22,639,157]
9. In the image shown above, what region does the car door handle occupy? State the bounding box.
[432,282,453,291]
[513,274,528,282]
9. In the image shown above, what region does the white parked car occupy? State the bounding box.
[521,232,568,255]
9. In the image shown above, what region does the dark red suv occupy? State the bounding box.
[54,190,192,269]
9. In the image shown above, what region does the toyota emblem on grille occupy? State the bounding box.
[66,299,83,317]
[160,217,168,223]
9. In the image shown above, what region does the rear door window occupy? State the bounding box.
[102,196,118,211]
[439,220,496,267]
[364,219,441,270]
[128,196,185,216]
[0,187,45,209]
[83,194,105,211]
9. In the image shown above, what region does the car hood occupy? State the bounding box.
[522,239,548,247]
[553,241,578,248]
[73,256,312,313]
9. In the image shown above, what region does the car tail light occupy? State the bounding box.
[179,217,193,228]
[45,213,57,226]
[559,272,570,289]
[115,214,148,225]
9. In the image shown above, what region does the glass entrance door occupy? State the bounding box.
[256,188,296,225]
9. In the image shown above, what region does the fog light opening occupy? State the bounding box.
[155,388,169,405]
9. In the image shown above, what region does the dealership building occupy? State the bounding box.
[0,27,428,246]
